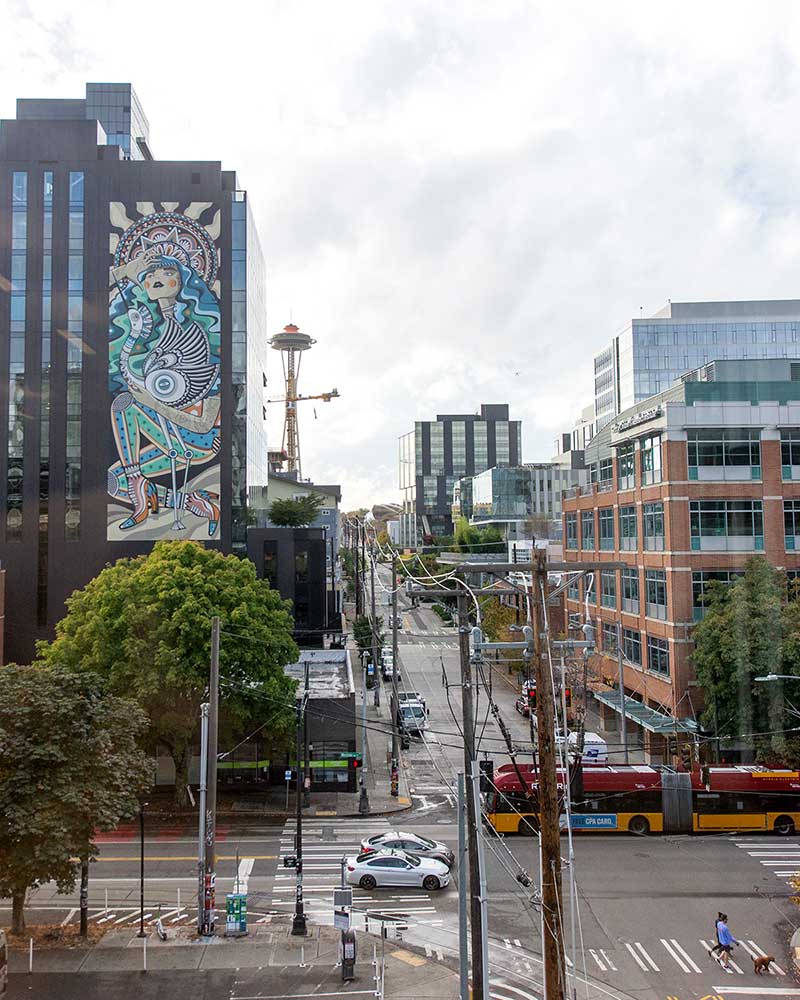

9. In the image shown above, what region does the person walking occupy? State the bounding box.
[708,912,726,958]
[715,916,740,968]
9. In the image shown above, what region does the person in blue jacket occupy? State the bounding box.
[715,916,740,968]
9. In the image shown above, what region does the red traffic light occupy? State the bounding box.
[527,689,537,710]
[564,687,572,709]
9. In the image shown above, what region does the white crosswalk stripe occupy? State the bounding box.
[700,939,743,974]
[734,838,800,888]
[741,939,786,975]
[626,941,660,972]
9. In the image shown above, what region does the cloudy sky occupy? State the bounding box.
[3,0,800,508]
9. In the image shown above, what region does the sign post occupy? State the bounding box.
[285,769,292,811]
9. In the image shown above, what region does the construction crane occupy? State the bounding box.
[267,323,339,478]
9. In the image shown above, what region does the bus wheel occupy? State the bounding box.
[518,818,536,836]
[774,815,795,836]
[628,815,650,836]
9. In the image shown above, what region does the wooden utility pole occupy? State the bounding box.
[390,555,400,796]
[530,549,564,1000]
[457,584,485,1000]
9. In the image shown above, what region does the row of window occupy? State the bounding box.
[596,620,671,677]
[566,503,665,551]
[589,428,800,488]
[569,567,669,619]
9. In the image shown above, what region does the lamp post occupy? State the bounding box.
[137,800,148,938]
[755,674,800,682]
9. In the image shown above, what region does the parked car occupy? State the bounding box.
[398,690,425,710]
[381,661,401,681]
[397,700,427,735]
[345,849,450,891]
[359,831,454,867]
[514,695,530,717]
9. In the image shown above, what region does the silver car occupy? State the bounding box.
[360,830,455,867]
[345,849,450,891]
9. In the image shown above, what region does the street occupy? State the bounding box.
[4,581,800,1000]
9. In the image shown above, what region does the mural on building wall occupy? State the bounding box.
[107,203,222,540]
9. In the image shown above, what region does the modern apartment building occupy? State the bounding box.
[562,359,800,761]
[0,82,269,662]
[398,403,521,545]
[593,300,800,430]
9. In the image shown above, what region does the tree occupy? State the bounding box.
[38,541,299,805]
[692,557,789,756]
[454,516,505,553]
[353,614,385,657]
[480,596,518,641]
[0,665,151,934]
[268,493,325,527]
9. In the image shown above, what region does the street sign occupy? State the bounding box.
[338,752,362,761]
[283,855,297,868]
[334,888,353,908]
[284,769,293,782]
[334,907,351,931]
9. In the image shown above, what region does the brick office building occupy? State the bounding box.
[562,359,800,760]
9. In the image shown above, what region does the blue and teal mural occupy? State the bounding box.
[107,205,222,539]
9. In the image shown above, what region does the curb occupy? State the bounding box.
[791,924,800,975]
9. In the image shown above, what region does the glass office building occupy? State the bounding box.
[593,300,800,429]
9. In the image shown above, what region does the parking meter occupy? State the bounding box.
[341,929,357,981]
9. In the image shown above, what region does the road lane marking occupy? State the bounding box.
[513,938,521,948]
[700,939,742,974]
[625,943,648,972]
[503,938,512,949]
[599,949,617,971]
[588,949,606,971]
[489,981,538,1000]
[113,909,141,924]
[93,854,276,862]
[670,938,702,973]
[60,908,77,926]
[660,938,692,973]
[710,989,800,995]
[633,941,659,972]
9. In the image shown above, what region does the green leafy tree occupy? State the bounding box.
[268,493,325,527]
[0,665,151,934]
[692,557,788,756]
[38,541,299,805]
[480,597,518,641]
[454,516,505,553]
[353,614,385,657]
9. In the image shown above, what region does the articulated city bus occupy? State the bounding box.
[486,764,800,836]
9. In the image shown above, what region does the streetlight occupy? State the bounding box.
[137,800,149,938]
[755,674,800,682]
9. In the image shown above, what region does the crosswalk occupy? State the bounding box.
[733,837,800,886]
[270,818,447,929]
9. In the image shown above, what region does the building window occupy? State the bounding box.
[565,512,578,550]
[781,428,800,479]
[640,434,662,485]
[601,569,616,609]
[619,505,637,551]
[599,508,614,550]
[617,442,635,490]
[623,627,641,666]
[687,428,761,480]
[7,171,27,540]
[567,575,580,600]
[692,570,741,621]
[645,569,667,619]
[581,510,595,549]
[643,502,665,551]
[690,500,764,551]
[646,635,670,677]
[621,567,639,613]
[601,620,618,653]
[785,500,800,551]
[599,458,613,483]
[64,171,84,538]
[38,171,54,624]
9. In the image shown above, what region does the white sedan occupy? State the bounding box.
[345,849,450,891]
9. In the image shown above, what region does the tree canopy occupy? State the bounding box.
[0,665,150,932]
[454,516,505,553]
[37,541,299,803]
[353,614,385,658]
[269,494,325,526]
[692,556,800,762]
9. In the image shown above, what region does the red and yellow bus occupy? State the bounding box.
[486,764,800,836]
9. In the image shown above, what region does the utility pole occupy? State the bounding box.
[359,648,370,815]
[303,660,311,806]
[370,544,380,707]
[196,702,209,935]
[529,551,564,1000]
[457,772,469,1000]
[354,523,361,617]
[616,621,629,765]
[457,583,486,1000]
[390,555,400,796]
[360,524,366,618]
[201,617,220,936]
[292,683,308,935]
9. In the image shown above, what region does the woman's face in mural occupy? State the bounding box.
[143,265,181,302]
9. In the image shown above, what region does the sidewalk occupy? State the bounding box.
[7,917,461,1000]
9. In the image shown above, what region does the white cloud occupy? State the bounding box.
[3,0,800,506]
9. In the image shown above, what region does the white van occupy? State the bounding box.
[555,731,609,765]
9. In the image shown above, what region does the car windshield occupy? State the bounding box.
[356,851,374,863]
[406,706,425,718]
[405,853,421,867]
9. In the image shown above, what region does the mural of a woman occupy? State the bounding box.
[108,223,222,538]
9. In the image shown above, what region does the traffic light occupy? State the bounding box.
[564,687,572,710]
[478,758,494,794]
[528,688,537,712]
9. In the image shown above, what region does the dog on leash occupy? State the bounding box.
[753,954,775,974]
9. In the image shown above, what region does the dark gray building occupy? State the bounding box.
[0,82,268,662]
[398,403,521,544]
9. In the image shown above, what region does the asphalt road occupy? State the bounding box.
[6,574,800,1000]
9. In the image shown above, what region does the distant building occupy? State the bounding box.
[398,403,521,545]
[593,300,800,430]
[562,357,800,762]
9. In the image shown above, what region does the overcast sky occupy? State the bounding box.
[4,1,800,509]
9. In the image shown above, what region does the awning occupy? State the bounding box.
[593,689,700,735]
